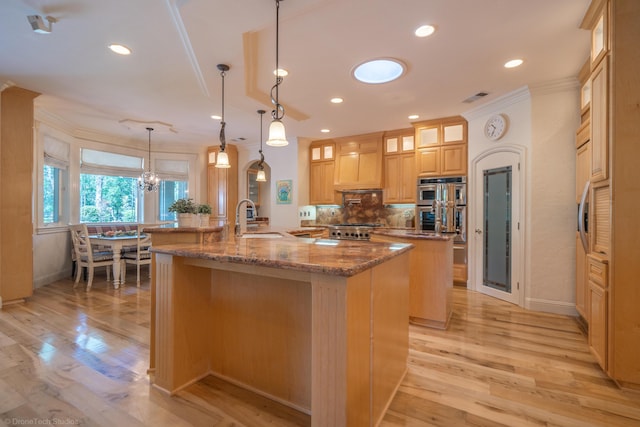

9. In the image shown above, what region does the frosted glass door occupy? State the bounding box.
[483,166,511,293]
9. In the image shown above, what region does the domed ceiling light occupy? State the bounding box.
[353,58,405,84]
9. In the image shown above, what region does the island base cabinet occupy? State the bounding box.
[152,252,410,426]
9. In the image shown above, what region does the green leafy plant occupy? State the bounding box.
[197,203,212,214]
[168,198,196,214]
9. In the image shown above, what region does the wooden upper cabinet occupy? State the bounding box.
[576,119,591,203]
[383,128,416,204]
[581,0,609,70]
[590,58,608,183]
[414,116,468,176]
[309,140,337,205]
[384,128,414,154]
[310,141,335,162]
[334,132,384,190]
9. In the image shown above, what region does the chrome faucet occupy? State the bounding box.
[235,198,256,237]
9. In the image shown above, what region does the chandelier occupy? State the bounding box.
[215,63,231,168]
[138,127,160,192]
[256,110,267,182]
[266,0,288,147]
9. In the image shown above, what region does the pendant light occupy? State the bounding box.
[138,127,160,192]
[256,110,267,182]
[266,0,288,147]
[215,63,231,168]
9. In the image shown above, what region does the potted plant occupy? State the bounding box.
[168,198,196,227]
[197,203,212,227]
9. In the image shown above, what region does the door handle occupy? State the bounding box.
[475,228,482,234]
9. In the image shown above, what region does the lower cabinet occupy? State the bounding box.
[372,233,453,329]
[587,254,608,371]
[575,233,589,320]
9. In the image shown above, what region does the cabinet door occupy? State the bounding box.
[416,125,439,148]
[576,133,591,203]
[441,144,466,176]
[399,153,416,202]
[590,59,608,182]
[416,148,440,176]
[384,156,401,202]
[591,183,610,255]
[575,233,588,319]
[208,166,227,218]
[589,281,607,370]
[310,161,336,205]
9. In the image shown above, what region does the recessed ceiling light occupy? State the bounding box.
[408,114,419,120]
[353,58,405,84]
[211,115,221,120]
[321,129,330,133]
[330,97,344,104]
[415,25,435,37]
[504,59,524,68]
[108,44,131,55]
[273,68,288,77]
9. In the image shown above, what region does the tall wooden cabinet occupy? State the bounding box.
[575,119,591,320]
[578,0,640,388]
[1,86,39,305]
[207,144,238,228]
[383,128,415,204]
[309,140,338,205]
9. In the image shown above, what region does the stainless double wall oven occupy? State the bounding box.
[416,176,466,243]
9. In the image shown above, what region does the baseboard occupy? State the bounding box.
[34,270,71,288]
[526,297,578,316]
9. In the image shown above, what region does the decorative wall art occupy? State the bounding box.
[276,179,292,204]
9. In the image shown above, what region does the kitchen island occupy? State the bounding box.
[149,235,412,426]
[372,229,454,329]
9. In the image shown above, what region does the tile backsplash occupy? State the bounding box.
[301,190,415,228]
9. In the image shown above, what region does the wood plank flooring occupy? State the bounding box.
[1,271,639,426]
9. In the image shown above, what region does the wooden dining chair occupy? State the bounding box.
[122,223,152,286]
[69,223,115,291]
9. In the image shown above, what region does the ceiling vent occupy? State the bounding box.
[462,92,489,103]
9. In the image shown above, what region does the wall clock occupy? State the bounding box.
[484,113,509,141]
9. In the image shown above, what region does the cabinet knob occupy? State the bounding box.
[475,228,482,234]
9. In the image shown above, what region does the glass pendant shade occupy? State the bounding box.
[215,150,230,168]
[139,127,160,192]
[256,169,267,182]
[138,171,160,192]
[266,119,288,147]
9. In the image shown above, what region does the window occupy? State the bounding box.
[80,148,143,223]
[43,164,61,224]
[80,174,139,222]
[41,134,69,227]
[155,158,190,221]
[159,180,189,221]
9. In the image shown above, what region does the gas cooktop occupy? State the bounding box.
[327,223,382,240]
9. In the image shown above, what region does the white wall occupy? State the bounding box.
[528,80,581,313]
[464,79,580,315]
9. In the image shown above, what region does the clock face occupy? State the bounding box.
[484,114,508,140]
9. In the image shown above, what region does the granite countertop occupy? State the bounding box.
[150,235,413,277]
[373,228,452,241]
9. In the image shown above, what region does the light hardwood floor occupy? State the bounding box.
[1,270,639,426]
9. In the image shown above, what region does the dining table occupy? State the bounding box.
[89,233,144,288]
